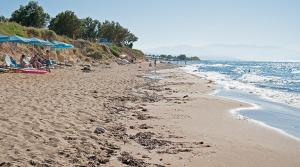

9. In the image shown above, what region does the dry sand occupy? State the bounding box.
[0,62,300,167]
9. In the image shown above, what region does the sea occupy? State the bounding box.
[180,60,300,140]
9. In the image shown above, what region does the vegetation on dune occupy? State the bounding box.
[0,22,27,37]
[6,1,138,48]
[0,1,145,61]
[0,22,57,40]
[110,45,123,57]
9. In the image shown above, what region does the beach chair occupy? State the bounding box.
[4,54,20,68]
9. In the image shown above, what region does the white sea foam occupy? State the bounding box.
[230,106,300,142]
[204,64,232,67]
[181,65,300,108]
[292,70,300,74]
[182,65,300,141]
[238,73,281,84]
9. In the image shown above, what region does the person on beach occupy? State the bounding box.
[30,54,43,69]
[20,54,29,68]
[44,50,52,72]
[154,59,157,67]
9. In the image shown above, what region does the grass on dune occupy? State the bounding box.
[0,22,145,60]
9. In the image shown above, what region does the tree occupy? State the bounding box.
[0,16,8,22]
[177,54,187,60]
[159,54,167,59]
[10,1,50,28]
[167,55,173,60]
[98,20,138,47]
[48,10,81,38]
[80,17,101,42]
[190,56,200,60]
[98,20,116,43]
[122,32,138,48]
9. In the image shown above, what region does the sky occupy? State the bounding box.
[1,0,300,61]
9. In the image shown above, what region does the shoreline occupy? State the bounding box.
[182,64,300,141]
[228,101,300,142]
[215,88,300,141]
[138,66,300,166]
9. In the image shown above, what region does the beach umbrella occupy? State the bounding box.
[50,40,74,64]
[0,35,10,43]
[8,35,30,43]
[28,37,53,46]
[51,40,74,49]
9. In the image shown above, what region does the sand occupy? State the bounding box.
[0,62,300,167]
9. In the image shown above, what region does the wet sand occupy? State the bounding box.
[0,63,300,167]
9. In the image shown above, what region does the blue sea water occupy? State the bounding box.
[182,60,300,139]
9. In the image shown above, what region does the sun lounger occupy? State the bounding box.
[0,68,9,73]
[4,54,21,68]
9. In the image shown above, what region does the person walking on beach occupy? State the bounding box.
[154,59,157,67]
[44,50,52,72]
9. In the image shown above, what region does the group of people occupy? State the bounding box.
[19,50,52,70]
[149,59,157,67]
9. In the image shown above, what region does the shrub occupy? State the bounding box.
[87,51,102,59]
[41,29,56,40]
[26,28,41,37]
[110,45,122,57]
[132,49,145,59]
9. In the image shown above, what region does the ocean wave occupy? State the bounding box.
[292,70,300,74]
[238,73,281,84]
[199,63,232,68]
[181,65,300,108]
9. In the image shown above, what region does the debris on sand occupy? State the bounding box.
[139,124,153,129]
[183,95,189,98]
[130,132,171,150]
[0,162,12,167]
[94,127,106,134]
[81,65,92,72]
[132,112,154,120]
[118,152,148,167]
[107,124,128,142]
[156,148,192,154]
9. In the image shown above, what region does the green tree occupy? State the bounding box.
[122,32,138,48]
[190,56,200,60]
[159,54,167,59]
[98,20,116,43]
[177,54,187,60]
[167,55,173,60]
[10,1,50,28]
[80,17,101,42]
[0,16,8,22]
[49,10,81,38]
[98,20,138,47]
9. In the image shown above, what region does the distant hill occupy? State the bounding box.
[146,44,300,62]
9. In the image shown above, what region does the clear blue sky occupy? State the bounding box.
[1,0,300,55]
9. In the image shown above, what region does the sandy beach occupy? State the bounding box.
[1,62,300,167]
